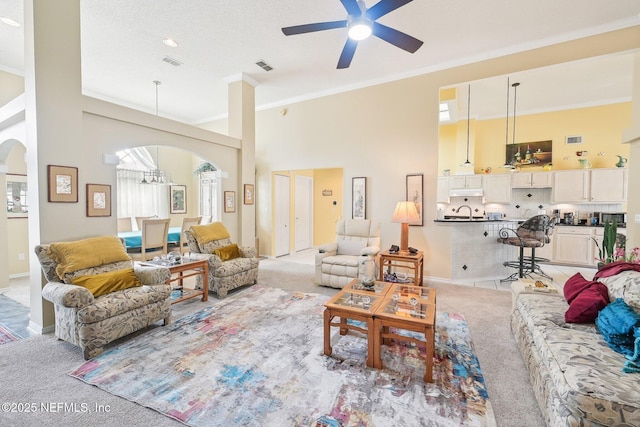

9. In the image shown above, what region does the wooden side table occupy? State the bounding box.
[139,259,209,305]
[379,250,424,286]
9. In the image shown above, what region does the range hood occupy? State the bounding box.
[449,188,484,197]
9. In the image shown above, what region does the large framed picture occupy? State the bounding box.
[224,191,236,213]
[505,140,552,168]
[47,165,78,203]
[86,184,111,217]
[352,177,366,220]
[244,184,254,205]
[170,185,187,214]
[406,173,423,226]
[6,174,28,218]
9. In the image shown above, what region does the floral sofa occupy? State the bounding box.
[184,222,259,298]
[36,236,171,359]
[511,264,640,426]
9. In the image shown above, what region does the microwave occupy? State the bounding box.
[595,212,626,226]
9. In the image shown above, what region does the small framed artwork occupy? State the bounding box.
[244,184,254,205]
[170,185,187,214]
[48,165,78,203]
[352,177,366,220]
[224,191,236,213]
[406,173,423,226]
[6,174,28,218]
[86,184,111,217]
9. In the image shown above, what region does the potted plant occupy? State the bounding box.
[592,220,618,269]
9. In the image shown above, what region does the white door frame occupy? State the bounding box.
[294,175,313,252]
[274,174,290,257]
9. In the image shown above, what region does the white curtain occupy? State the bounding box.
[116,147,169,220]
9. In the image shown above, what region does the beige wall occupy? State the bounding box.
[0,70,23,106]
[313,168,343,246]
[245,26,640,280]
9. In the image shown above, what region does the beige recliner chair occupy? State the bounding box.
[315,219,381,289]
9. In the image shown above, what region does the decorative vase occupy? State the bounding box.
[615,155,628,168]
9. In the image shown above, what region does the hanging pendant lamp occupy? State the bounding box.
[460,84,473,167]
[141,81,169,184]
[502,77,515,169]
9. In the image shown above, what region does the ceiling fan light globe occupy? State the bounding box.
[348,21,372,40]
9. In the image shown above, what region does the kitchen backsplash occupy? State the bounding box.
[440,188,625,222]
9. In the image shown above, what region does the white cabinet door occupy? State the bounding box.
[554,227,594,265]
[437,177,449,203]
[465,175,483,188]
[552,170,589,203]
[590,169,626,202]
[483,174,511,204]
[531,172,553,188]
[511,173,532,188]
[449,175,482,189]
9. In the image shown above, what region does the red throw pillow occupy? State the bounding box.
[565,283,610,323]
[564,273,593,304]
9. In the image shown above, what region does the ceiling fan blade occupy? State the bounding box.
[282,20,347,36]
[367,0,413,21]
[372,22,423,53]
[337,38,358,69]
[340,0,363,16]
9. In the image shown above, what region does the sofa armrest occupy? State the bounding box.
[186,252,223,270]
[318,242,338,255]
[134,265,171,286]
[42,282,94,308]
[239,246,257,258]
[361,246,380,256]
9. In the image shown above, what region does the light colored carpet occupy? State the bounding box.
[0,257,544,426]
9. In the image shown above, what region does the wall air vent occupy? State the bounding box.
[162,56,183,67]
[255,60,273,72]
[566,135,583,145]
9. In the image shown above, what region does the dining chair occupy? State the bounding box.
[117,217,133,232]
[130,218,170,261]
[179,216,202,254]
[135,216,155,231]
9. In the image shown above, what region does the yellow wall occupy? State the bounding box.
[6,143,29,276]
[473,102,632,172]
[313,168,343,245]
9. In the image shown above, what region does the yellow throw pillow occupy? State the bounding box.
[71,268,141,297]
[190,222,231,247]
[48,236,132,279]
[212,244,241,262]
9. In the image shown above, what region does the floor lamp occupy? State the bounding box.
[392,201,420,254]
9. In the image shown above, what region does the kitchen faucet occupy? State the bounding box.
[456,205,473,220]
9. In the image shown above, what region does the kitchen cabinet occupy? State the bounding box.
[554,226,594,265]
[552,168,627,203]
[590,169,627,202]
[449,175,483,189]
[437,177,449,203]
[482,174,511,204]
[511,171,553,188]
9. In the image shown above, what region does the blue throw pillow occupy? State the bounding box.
[596,298,640,357]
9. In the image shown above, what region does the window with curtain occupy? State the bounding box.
[116,147,169,219]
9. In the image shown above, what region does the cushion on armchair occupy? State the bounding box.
[71,267,142,297]
[212,244,241,261]
[190,222,231,247]
[48,236,132,279]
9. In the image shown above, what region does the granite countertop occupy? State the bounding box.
[434,218,626,228]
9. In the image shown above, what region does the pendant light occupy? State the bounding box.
[502,77,515,169]
[141,81,169,184]
[460,84,473,166]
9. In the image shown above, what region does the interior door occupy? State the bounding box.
[294,175,313,252]
[274,174,290,257]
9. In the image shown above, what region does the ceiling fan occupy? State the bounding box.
[281,0,423,69]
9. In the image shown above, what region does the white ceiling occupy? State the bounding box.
[0,0,639,124]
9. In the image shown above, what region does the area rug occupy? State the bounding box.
[0,323,20,345]
[70,285,494,426]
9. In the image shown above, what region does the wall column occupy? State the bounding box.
[227,73,257,247]
[23,0,83,333]
[623,52,640,252]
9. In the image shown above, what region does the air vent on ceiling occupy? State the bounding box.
[255,60,273,72]
[566,135,583,145]
[162,56,183,67]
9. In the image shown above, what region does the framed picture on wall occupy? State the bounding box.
[352,177,366,220]
[406,173,423,226]
[244,184,254,205]
[47,165,78,203]
[86,184,111,217]
[224,191,236,213]
[6,174,28,218]
[170,185,187,214]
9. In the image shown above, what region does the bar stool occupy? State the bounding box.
[497,215,555,282]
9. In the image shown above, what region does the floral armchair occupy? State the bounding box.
[184,222,259,298]
[35,236,171,359]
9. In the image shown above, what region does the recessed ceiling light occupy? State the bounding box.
[162,38,178,48]
[0,17,20,27]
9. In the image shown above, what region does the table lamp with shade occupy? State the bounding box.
[392,201,420,254]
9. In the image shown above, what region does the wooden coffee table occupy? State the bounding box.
[373,284,436,382]
[139,258,209,305]
[323,280,392,368]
